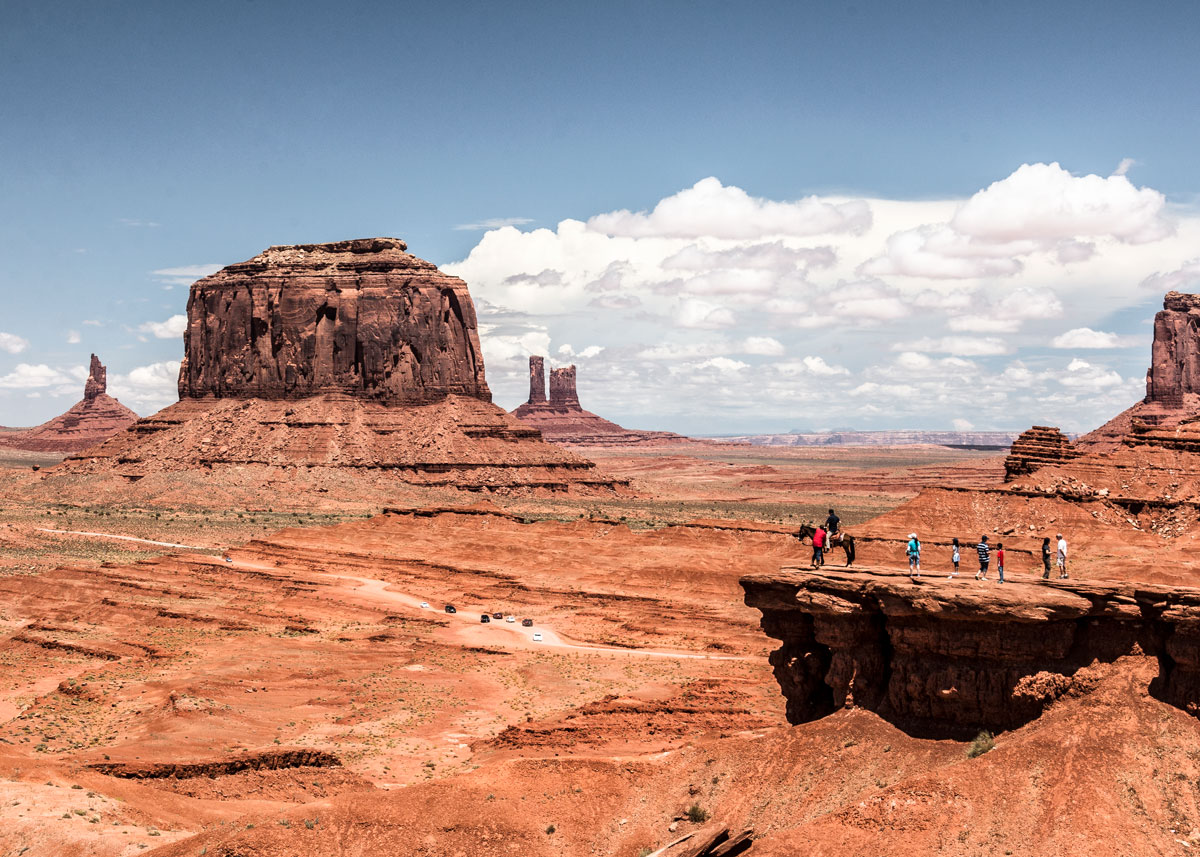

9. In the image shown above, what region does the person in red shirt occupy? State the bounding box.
[812,525,826,568]
[996,542,1006,583]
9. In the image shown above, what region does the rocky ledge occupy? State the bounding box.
[741,568,1200,737]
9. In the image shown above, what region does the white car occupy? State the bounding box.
[532,632,543,642]
[505,615,516,623]
[419,602,429,609]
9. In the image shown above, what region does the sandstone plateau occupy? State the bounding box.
[44,241,622,494]
[512,355,687,445]
[0,354,137,453]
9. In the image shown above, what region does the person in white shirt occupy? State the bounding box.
[1056,533,1068,579]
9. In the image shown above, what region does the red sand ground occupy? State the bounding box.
[1,442,1193,855]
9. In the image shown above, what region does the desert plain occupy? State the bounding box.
[4,239,1200,857]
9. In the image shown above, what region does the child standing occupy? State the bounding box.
[975,535,990,580]
[950,537,960,579]
[996,542,1005,583]
[906,533,921,578]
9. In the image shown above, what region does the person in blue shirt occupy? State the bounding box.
[906,532,921,578]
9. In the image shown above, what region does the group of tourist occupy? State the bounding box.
[904,532,1069,582]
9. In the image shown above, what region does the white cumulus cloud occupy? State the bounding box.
[588,177,872,240]
[0,363,73,389]
[0,333,29,354]
[138,314,188,339]
[1051,328,1133,349]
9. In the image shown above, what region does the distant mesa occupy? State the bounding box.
[47,240,624,494]
[510,355,687,446]
[728,429,1020,449]
[0,354,137,453]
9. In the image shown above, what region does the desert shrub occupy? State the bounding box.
[545,824,556,834]
[686,803,710,823]
[967,730,995,758]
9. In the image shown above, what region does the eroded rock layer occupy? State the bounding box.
[0,355,137,453]
[60,394,620,492]
[1003,425,1078,481]
[179,238,490,403]
[742,568,1200,738]
[512,356,687,446]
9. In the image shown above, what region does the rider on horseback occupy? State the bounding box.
[825,508,841,548]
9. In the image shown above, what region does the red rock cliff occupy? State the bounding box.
[178,238,490,404]
[1146,291,1200,407]
[742,568,1200,738]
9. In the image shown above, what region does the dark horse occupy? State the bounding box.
[796,523,856,567]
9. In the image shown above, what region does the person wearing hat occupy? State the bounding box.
[1056,533,1068,579]
[906,532,921,578]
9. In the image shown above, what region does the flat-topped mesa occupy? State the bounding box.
[1003,425,1079,481]
[1146,291,1200,407]
[548,366,579,407]
[178,238,491,404]
[83,354,106,401]
[742,569,1200,739]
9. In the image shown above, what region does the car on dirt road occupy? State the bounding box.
[445,605,456,614]
[480,614,490,623]
[521,618,533,627]
[492,612,503,620]
[532,632,543,642]
[505,615,516,623]
[419,602,429,609]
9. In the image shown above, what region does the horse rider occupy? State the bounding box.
[825,508,841,547]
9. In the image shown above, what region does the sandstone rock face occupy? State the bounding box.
[0,354,138,453]
[742,568,1200,737]
[527,355,546,404]
[511,356,687,446]
[1003,425,1079,481]
[83,354,106,401]
[547,366,579,407]
[178,238,490,404]
[1146,291,1200,407]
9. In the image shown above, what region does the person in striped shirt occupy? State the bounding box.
[975,535,990,580]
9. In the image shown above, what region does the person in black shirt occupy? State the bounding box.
[1041,537,1052,579]
[975,535,990,580]
[825,509,840,535]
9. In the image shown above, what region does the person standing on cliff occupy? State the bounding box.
[975,535,990,580]
[812,524,826,568]
[1041,537,1052,579]
[950,537,961,579]
[996,542,1006,583]
[906,533,921,578]
[1056,533,1068,578]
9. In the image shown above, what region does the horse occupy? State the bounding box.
[795,523,856,567]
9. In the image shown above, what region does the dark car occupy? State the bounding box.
[480,614,490,623]
[521,618,533,627]
[492,612,503,620]
[444,605,456,614]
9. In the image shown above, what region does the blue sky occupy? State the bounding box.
[2,0,1198,432]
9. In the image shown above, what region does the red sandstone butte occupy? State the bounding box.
[179,237,490,403]
[48,241,623,493]
[511,355,686,446]
[0,354,137,453]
